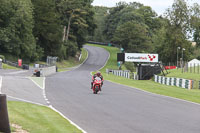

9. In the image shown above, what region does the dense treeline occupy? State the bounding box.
[91,0,200,63]
[0,0,96,62]
[1,0,200,63]
[88,6,109,42]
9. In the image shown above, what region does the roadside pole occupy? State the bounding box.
[0,94,11,133]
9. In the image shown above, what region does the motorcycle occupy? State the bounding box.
[92,77,102,94]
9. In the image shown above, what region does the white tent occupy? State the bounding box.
[188,59,200,67]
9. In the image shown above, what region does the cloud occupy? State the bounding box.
[92,0,200,15]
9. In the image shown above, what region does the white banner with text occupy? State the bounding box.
[125,53,158,62]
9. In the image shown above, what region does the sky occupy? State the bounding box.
[92,0,200,15]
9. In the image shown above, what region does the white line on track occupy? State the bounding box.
[27,47,89,132]
[88,45,200,106]
[0,76,2,94]
[7,95,46,106]
[28,77,44,90]
[90,47,111,76]
[29,77,50,104]
[7,93,87,133]
[8,93,87,132]
[49,105,87,133]
[18,76,88,133]
[7,70,28,75]
[42,77,50,104]
[58,46,89,73]
[42,78,87,133]
[106,79,200,106]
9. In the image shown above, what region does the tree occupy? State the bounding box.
[191,3,200,47]
[165,0,191,38]
[32,0,63,58]
[113,21,151,53]
[104,1,159,45]
[56,0,96,50]
[104,2,128,40]
[0,0,37,61]
[155,0,193,62]
[88,6,109,42]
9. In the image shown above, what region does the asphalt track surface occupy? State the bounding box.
[46,45,200,133]
[0,69,47,105]
[0,45,200,133]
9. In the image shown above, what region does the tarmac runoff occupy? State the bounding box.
[29,76,87,133]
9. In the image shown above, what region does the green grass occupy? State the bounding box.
[167,68,200,80]
[2,63,20,69]
[29,77,45,89]
[87,44,122,72]
[56,48,88,72]
[6,49,88,132]
[29,61,46,67]
[8,101,82,133]
[29,48,88,72]
[87,44,200,104]
[165,68,200,89]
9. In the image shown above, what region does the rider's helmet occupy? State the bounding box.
[96,72,101,77]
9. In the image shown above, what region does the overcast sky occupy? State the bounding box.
[92,0,200,15]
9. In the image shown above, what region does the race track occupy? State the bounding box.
[46,45,200,133]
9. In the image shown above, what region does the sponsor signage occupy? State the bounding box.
[125,53,158,62]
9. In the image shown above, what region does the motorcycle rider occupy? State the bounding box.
[91,72,104,90]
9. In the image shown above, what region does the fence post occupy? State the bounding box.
[0,94,10,133]
[154,75,157,82]
[128,72,130,79]
[199,81,200,89]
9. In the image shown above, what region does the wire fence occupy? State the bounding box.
[164,62,200,74]
[106,69,138,80]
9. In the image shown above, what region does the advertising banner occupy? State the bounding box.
[125,53,158,62]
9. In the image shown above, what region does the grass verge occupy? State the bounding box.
[8,101,82,133]
[2,63,20,69]
[166,68,200,89]
[29,48,88,72]
[29,77,45,89]
[56,48,88,72]
[166,68,200,81]
[87,44,200,104]
[6,49,88,132]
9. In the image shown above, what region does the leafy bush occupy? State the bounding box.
[0,55,5,60]
[65,41,78,59]
[124,62,136,72]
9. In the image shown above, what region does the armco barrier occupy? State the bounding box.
[106,69,130,79]
[154,75,193,89]
[35,66,56,77]
[106,69,138,80]
[41,66,56,76]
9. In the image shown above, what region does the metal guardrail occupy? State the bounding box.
[87,41,120,48]
[106,69,138,80]
[3,60,29,70]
